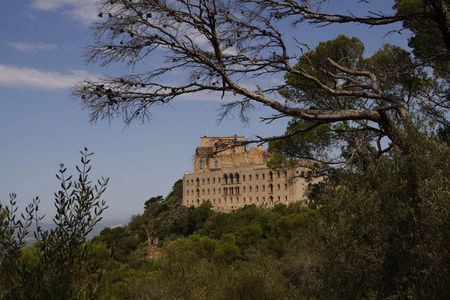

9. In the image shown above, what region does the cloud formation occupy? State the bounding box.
[30,0,97,24]
[0,64,97,90]
[9,41,59,53]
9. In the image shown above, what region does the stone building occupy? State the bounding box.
[183,136,321,212]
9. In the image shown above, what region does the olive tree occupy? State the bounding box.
[0,149,109,299]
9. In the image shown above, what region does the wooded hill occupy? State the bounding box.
[1,130,448,299]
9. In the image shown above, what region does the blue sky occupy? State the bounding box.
[0,0,406,222]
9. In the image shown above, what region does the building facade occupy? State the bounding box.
[182,136,320,212]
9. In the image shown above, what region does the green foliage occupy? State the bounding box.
[395,0,449,77]
[313,129,450,299]
[267,118,336,165]
[283,35,365,109]
[2,133,442,299]
[275,34,435,166]
[0,149,109,299]
[93,226,143,264]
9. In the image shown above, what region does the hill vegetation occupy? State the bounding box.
[2,130,448,299]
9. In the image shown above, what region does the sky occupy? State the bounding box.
[0,0,407,223]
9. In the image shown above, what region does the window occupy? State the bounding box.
[284,184,288,190]
[214,160,220,168]
[249,157,254,163]
[256,174,259,180]
[198,160,205,169]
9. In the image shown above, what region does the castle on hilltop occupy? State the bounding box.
[182,136,321,212]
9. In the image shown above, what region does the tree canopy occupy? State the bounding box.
[73,0,449,163]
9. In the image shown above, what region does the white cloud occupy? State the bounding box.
[0,64,97,90]
[9,41,59,53]
[30,0,98,24]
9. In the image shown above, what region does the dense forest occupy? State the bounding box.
[1,129,449,299]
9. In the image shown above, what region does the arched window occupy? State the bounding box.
[223,174,228,184]
[235,173,240,184]
[229,173,234,184]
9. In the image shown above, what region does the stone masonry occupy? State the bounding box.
[183,136,321,212]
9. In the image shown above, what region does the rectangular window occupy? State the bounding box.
[214,160,220,168]
[198,160,205,169]
[249,157,254,163]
